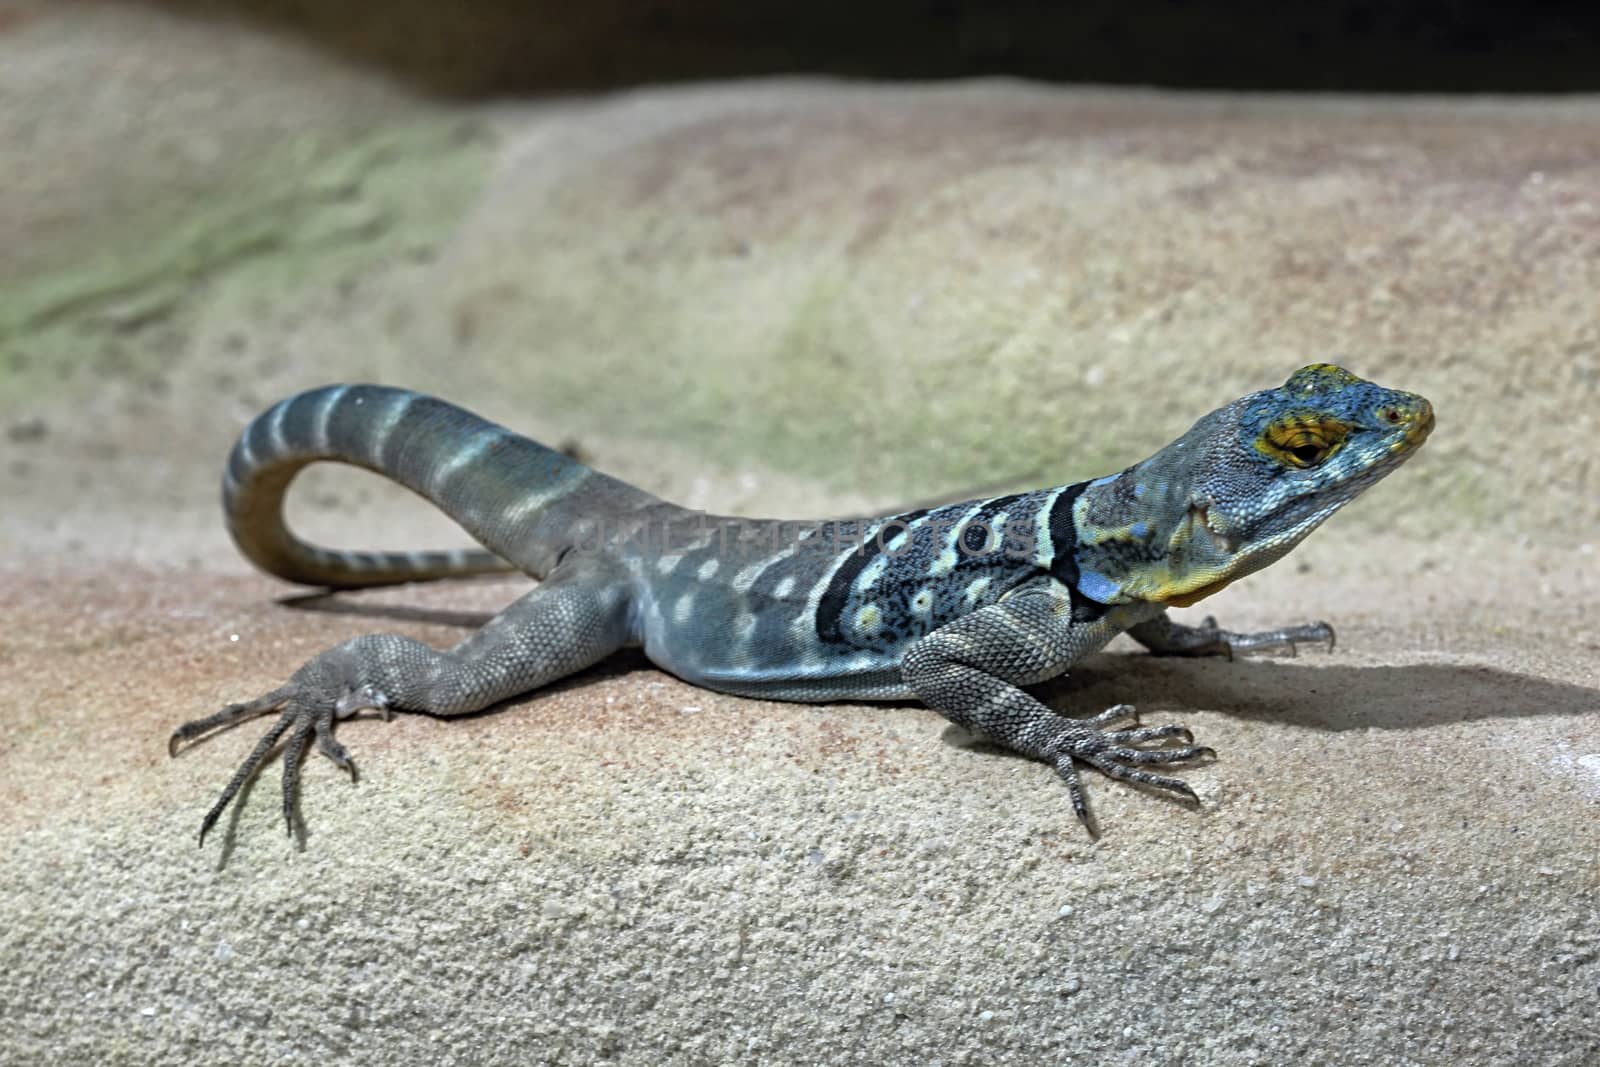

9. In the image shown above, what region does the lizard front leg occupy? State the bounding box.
[170,559,633,844]
[900,581,1212,835]
[1126,612,1334,660]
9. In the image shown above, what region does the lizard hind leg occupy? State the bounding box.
[170,562,635,846]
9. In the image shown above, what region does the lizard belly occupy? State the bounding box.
[635,582,914,703]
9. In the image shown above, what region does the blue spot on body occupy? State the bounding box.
[1090,474,1118,488]
[1130,521,1149,539]
[1077,569,1122,604]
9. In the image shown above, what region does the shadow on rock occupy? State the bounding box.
[1042,654,1600,731]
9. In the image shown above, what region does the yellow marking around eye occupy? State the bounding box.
[1256,414,1350,468]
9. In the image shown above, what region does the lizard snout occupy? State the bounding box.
[1375,393,1434,451]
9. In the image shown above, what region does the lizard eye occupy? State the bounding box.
[1259,416,1349,469]
[1288,442,1326,465]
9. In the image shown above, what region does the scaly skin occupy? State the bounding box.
[170,365,1433,843]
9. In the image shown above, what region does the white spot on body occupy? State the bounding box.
[853,603,882,636]
[792,524,883,638]
[730,544,797,593]
[911,588,934,615]
[853,553,891,592]
[880,517,917,554]
[697,558,719,581]
[674,592,696,625]
[773,576,796,600]
[963,577,992,606]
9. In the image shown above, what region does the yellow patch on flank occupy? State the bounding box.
[854,603,882,635]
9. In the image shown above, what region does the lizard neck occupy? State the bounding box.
[1065,465,1269,609]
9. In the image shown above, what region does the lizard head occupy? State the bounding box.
[1073,364,1433,607]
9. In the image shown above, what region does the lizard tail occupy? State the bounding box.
[222,384,655,588]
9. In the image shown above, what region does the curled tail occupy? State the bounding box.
[223,384,654,588]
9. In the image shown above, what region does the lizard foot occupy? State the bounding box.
[1205,616,1335,658]
[169,679,391,846]
[1046,704,1215,836]
[1162,616,1335,660]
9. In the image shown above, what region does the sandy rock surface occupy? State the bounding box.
[1,6,1597,1065]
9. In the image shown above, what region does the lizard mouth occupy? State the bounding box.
[1403,402,1435,450]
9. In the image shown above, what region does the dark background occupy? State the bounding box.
[149,0,1600,95]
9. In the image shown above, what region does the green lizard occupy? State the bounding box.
[170,364,1433,842]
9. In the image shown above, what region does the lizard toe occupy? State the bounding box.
[183,680,372,847]
[1081,754,1203,805]
[1082,702,1139,729]
[1104,724,1195,746]
[168,689,289,757]
[1051,755,1095,835]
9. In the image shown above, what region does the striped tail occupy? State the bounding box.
[222,384,646,588]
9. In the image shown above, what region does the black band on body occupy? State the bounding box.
[1045,481,1107,622]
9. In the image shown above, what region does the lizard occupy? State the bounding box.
[169,364,1433,844]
